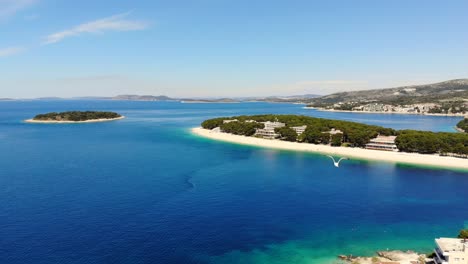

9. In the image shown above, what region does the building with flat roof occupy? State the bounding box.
[254,121,285,139]
[291,125,307,135]
[434,238,468,264]
[329,128,343,135]
[365,135,398,152]
[263,121,285,129]
[223,119,238,123]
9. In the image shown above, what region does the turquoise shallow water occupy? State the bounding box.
[0,100,467,264]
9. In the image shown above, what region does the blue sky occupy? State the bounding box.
[1,0,468,98]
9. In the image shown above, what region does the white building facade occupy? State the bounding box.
[434,238,468,264]
[291,125,307,135]
[254,121,285,139]
[365,135,398,151]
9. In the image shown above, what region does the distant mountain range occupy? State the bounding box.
[35,97,67,100]
[308,79,468,105]
[180,98,240,103]
[251,94,321,102]
[2,79,467,105]
[111,94,321,103]
[111,95,174,101]
[0,94,320,103]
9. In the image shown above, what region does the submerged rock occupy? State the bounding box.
[377,250,421,261]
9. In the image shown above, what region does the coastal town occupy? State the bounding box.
[304,79,468,118]
[310,102,468,116]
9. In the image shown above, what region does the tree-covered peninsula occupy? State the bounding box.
[457,118,468,132]
[201,114,468,157]
[31,111,122,122]
[202,114,395,146]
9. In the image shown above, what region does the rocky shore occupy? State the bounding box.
[338,250,427,264]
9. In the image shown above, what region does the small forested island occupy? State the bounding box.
[26,111,124,123]
[457,118,468,132]
[195,114,468,170]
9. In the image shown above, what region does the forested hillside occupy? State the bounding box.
[308,79,468,105]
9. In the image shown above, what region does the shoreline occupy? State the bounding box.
[192,127,468,171]
[24,116,125,124]
[180,101,240,104]
[304,107,467,117]
[340,250,426,264]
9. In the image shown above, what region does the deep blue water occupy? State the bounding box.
[0,100,467,264]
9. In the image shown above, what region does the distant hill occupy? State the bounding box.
[176,94,321,103]
[0,98,14,101]
[309,79,468,105]
[180,98,240,103]
[8,94,318,103]
[279,94,321,99]
[35,97,66,100]
[72,96,112,100]
[112,95,174,101]
[240,94,321,103]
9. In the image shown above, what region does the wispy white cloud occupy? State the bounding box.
[43,12,149,45]
[0,0,37,20]
[0,46,25,57]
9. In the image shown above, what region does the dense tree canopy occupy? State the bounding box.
[218,121,264,136]
[330,133,343,146]
[457,118,468,132]
[202,114,395,147]
[201,117,227,130]
[395,130,468,156]
[275,127,297,141]
[33,111,121,121]
[458,229,468,239]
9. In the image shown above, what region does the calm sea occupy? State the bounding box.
[0,100,467,264]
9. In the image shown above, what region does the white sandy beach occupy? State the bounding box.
[192,127,468,170]
[25,116,125,123]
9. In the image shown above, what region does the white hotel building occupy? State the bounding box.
[365,135,399,151]
[291,125,307,135]
[434,238,468,264]
[254,121,285,139]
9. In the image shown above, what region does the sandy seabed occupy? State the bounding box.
[192,127,468,171]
